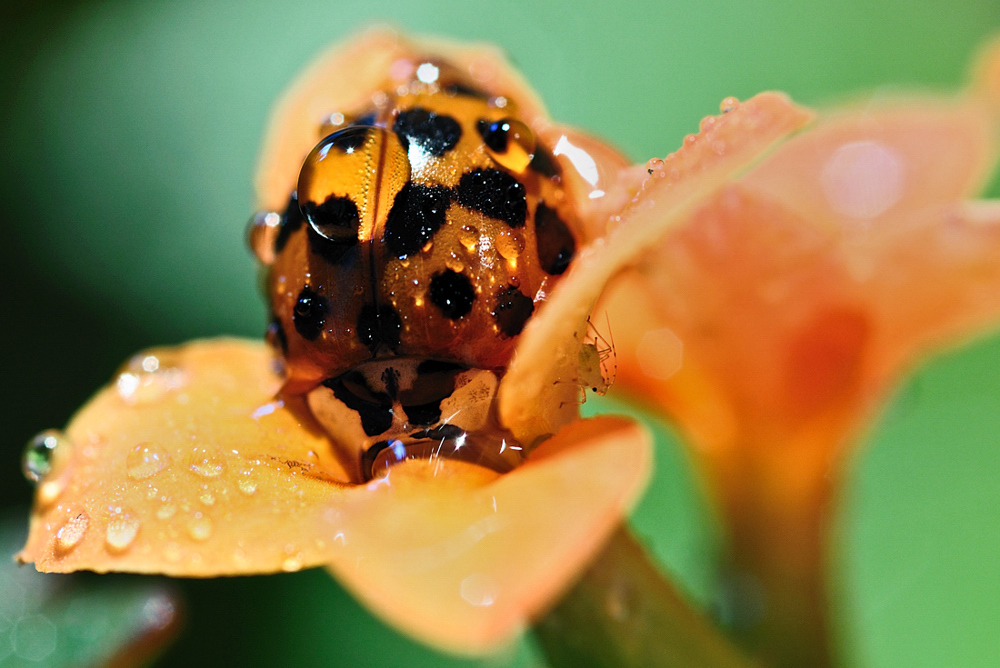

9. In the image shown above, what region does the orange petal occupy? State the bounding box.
[971,33,1000,114]
[744,97,997,229]
[20,339,651,653]
[255,28,552,212]
[323,415,651,653]
[498,93,813,446]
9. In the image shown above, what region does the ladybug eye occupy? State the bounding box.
[477,118,536,173]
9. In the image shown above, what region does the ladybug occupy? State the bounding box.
[248,52,582,480]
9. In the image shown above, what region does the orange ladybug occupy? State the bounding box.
[248,32,622,480]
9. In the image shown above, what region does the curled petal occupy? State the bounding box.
[498,93,813,446]
[19,339,651,653]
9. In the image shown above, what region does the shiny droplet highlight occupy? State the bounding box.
[55,513,89,553]
[105,516,140,552]
[126,442,169,480]
[22,430,68,483]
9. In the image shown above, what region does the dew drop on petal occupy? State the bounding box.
[188,447,226,478]
[36,480,64,508]
[237,473,258,496]
[281,556,302,572]
[126,442,169,480]
[105,516,140,553]
[22,430,69,483]
[699,115,717,133]
[645,157,664,175]
[720,96,740,113]
[460,573,499,607]
[187,514,213,541]
[156,503,177,520]
[55,513,89,553]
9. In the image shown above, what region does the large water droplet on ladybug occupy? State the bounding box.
[22,430,69,483]
[479,118,535,173]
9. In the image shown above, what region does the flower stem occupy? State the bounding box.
[534,527,759,668]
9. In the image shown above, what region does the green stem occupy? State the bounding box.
[534,527,759,668]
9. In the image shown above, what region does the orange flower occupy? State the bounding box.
[599,36,1000,666]
[18,29,810,654]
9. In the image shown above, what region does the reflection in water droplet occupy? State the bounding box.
[188,447,225,478]
[126,442,169,480]
[460,573,499,607]
[105,516,140,552]
[481,118,536,173]
[56,513,89,553]
[188,514,213,541]
[156,503,177,520]
[22,430,68,483]
[645,158,664,175]
[720,96,740,113]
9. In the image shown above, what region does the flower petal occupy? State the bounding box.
[20,339,651,653]
[323,415,651,653]
[498,93,813,446]
[744,98,997,228]
[19,339,351,575]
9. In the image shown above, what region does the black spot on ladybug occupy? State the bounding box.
[357,303,403,352]
[393,107,462,157]
[322,125,372,152]
[324,372,393,437]
[293,286,328,341]
[267,316,288,355]
[429,270,476,319]
[457,168,527,228]
[492,286,534,337]
[402,402,442,426]
[529,146,560,178]
[534,203,576,275]
[383,183,453,257]
[307,227,357,265]
[275,192,304,254]
[351,111,378,127]
[302,195,360,245]
[416,359,465,374]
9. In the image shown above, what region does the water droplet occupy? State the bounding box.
[445,253,465,273]
[199,492,216,506]
[116,357,186,405]
[495,231,524,261]
[481,118,536,173]
[699,115,717,133]
[105,516,140,552]
[684,133,697,145]
[459,225,479,251]
[645,157,664,175]
[156,503,176,520]
[36,480,63,508]
[163,542,183,563]
[247,211,281,265]
[126,442,169,480]
[237,474,258,496]
[460,573,499,607]
[22,430,68,483]
[55,513,89,553]
[187,514,213,541]
[188,447,225,478]
[281,556,302,572]
[720,96,740,113]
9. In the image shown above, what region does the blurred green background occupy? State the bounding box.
[3,0,1000,666]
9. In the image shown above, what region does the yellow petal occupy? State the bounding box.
[20,339,651,653]
[498,93,813,446]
